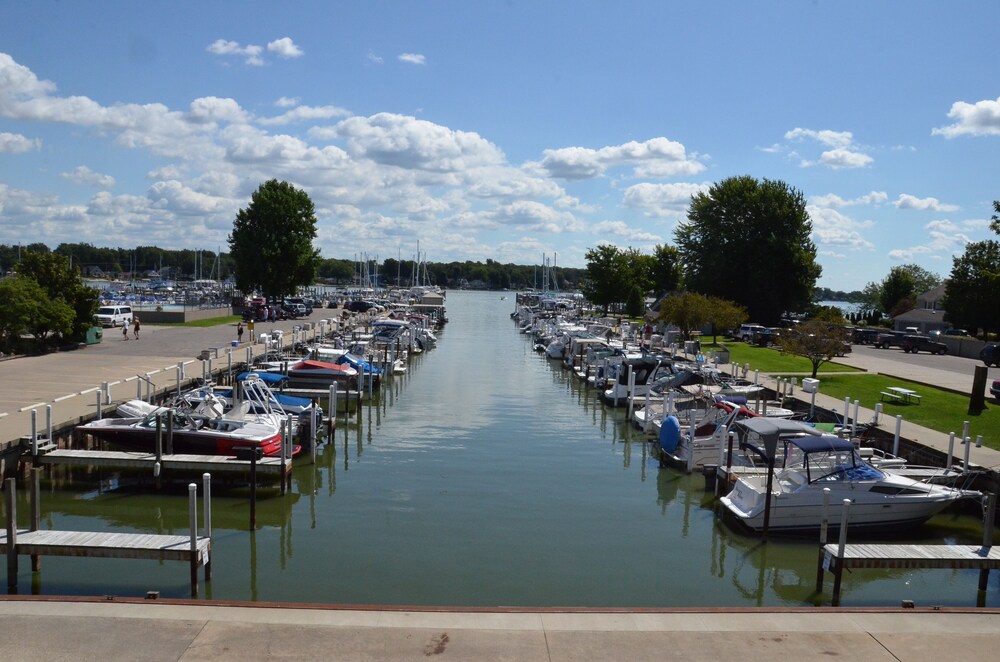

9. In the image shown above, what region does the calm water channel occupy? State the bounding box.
[7,290,999,607]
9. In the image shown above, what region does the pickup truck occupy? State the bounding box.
[875,331,907,349]
[899,334,947,355]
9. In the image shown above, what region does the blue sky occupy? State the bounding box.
[1,1,998,291]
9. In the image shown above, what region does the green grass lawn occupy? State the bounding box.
[150,315,242,327]
[701,341,862,374]
[778,372,1000,450]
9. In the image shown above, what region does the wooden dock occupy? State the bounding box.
[37,448,291,477]
[817,494,999,606]
[4,472,211,597]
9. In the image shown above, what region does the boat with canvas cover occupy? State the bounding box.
[719,418,976,533]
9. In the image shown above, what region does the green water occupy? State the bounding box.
[5,290,998,607]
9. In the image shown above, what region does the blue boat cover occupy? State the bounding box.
[659,415,681,453]
[237,371,289,386]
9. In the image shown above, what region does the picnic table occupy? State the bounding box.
[880,386,922,404]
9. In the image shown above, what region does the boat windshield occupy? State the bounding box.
[786,444,885,483]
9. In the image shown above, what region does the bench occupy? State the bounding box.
[907,393,922,404]
[880,391,902,402]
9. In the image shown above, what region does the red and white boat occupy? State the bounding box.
[78,374,295,457]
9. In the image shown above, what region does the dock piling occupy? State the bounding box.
[5,477,17,592]
[815,487,831,593]
[831,499,851,606]
[980,492,997,591]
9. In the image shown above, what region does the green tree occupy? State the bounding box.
[879,266,916,317]
[942,240,1000,338]
[228,179,321,300]
[780,319,850,378]
[581,245,626,313]
[650,244,683,294]
[0,275,40,352]
[705,296,747,343]
[16,250,99,341]
[675,176,820,324]
[657,292,710,338]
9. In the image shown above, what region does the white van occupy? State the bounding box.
[96,305,133,328]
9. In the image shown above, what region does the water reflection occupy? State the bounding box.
[7,291,998,607]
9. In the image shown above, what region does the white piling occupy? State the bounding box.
[30,409,37,456]
[963,436,972,468]
[686,418,696,473]
[874,403,882,426]
[96,390,103,420]
[962,420,970,442]
[837,499,851,558]
[976,435,983,448]
[188,482,198,556]
[202,473,212,539]
[45,405,52,446]
[892,415,902,457]
[852,400,859,439]
[843,397,851,428]
[946,432,955,468]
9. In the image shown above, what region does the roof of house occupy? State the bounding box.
[892,307,948,323]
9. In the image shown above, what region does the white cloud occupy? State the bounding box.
[810,191,887,208]
[267,37,303,59]
[932,96,1000,137]
[539,137,704,180]
[780,127,873,169]
[591,220,662,243]
[819,148,873,169]
[275,96,300,108]
[188,96,249,125]
[893,194,959,212]
[622,182,709,218]
[785,128,853,148]
[61,165,115,188]
[332,113,505,172]
[257,104,350,126]
[206,39,264,66]
[807,206,875,251]
[398,53,426,65]
[367,52,384,65]
[0,131,40,153]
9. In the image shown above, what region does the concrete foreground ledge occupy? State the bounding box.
[1,598,999,661]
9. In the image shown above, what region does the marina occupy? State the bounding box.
[0,291,998,608]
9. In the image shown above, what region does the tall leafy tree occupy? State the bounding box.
[581,245,626,313]
[16,250,99,341]
[943,240,1000,337]
[705,296,748,343]
[228,180,321,300]
[657,291,710,338]
[674,176,820,325]
[650,244,683,294]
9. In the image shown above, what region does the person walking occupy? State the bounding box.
[122,323,128,341]
[133,316,140,340]
[237,321,244,343]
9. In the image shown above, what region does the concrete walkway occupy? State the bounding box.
[0,598,998,661]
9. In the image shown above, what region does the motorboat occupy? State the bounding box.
[261,358,358,388]
[79,374,294,457]
[719,418,976,533]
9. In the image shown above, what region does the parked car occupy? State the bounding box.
[851,327,880,345]
[981,343,1000,367]
[991,378,1000,400]
[899,334,947,355]
[943,328,969,337]
[753,327,780,347]
[875,331,907,349]
[737,323,766,342]
[95,305,133,328]
[347,300,378,313]
[280,303,305,318]
[285,297,313,314]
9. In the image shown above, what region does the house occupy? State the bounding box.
[892,283,949,334]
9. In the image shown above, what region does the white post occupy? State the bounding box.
[837,499,851,558]
[874,403,882,426]
[843,396,851,428]
[176,362,183,397]
[892,415,902,457]
[686,418,696,473]
[202,473,212,539]
[96,390,103,420]
[717,424,728,466]
[667,390,675,417]
[137,378,142,400]
[30,408,37,456]
[820,487,831,544]
[188,482,198,555]
[643,386,651,433]
[103,381,111,403]
[851,400,859,439]
[946,432,955,468]
[46,404,52,446]
[810,389,817,419]
[964,436,972,469]
[976,435,983,448]
[311,404,318,464]
[962,420,970,442]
